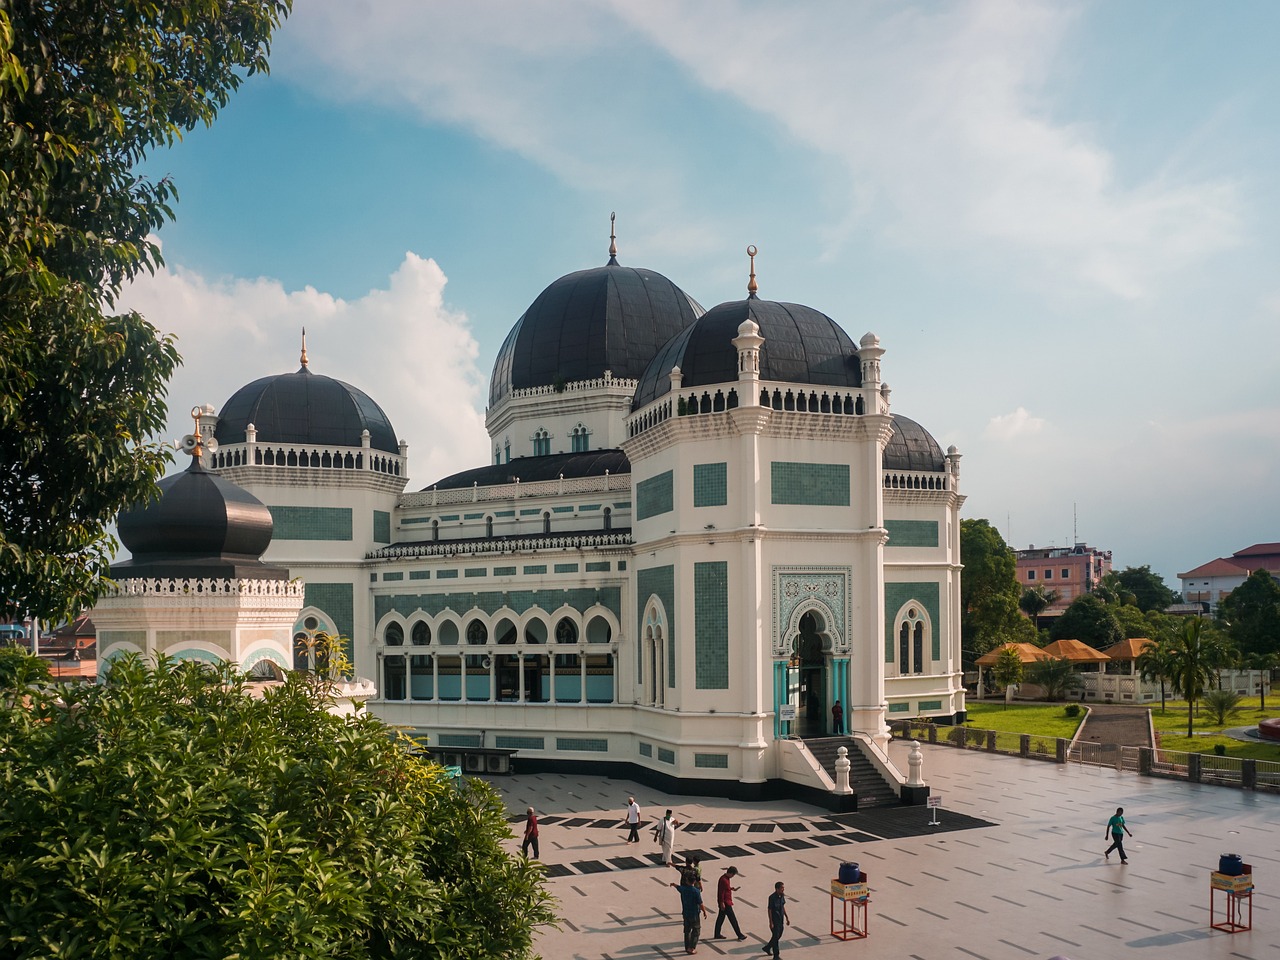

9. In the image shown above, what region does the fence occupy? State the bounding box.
[888,720,1280,794]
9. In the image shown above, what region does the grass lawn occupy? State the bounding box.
[964,702,1085,740]
[1150,694,1280,761]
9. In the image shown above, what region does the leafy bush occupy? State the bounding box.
[1202,688,1243,726]
[0,656,554,958]
[1063,703,1080,718]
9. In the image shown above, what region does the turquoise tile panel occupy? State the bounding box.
[638,742,653,757]
[694,560,729,689]
[270,506,352,541]
[885,519,940,548]
[552,506,575,514]
[769,461,850,506]
[464,568,486,578]
[554,563,579,574]
[494,510,515,518]
[437,569,458,579]
[636,565,675,685]
[694,753,729,769]
[383,572,404,582]
[658,747,676,765]
[918,699,943,711]
[303,582,353,657]
[883,582,940,662]
[693,462,728,507]
[524,565,547,575]
[493,566,517,577]
[409,570,429,581]
[495,735,545,750]
[585,561,610,572]
[556,738,608,752]
[373,510,391,544]
[888,702,911,713]
[636,470,674,520]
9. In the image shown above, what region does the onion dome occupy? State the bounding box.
[633,298,862,409]
[882,415,945,471]
[214,335,398,454]
[113,420,288,581]
[488,216,704,406]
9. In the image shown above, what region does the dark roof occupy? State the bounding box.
[378,527,629,555]
[215,366,398,454]
[883,415,945,472]
[489,262,704,406]
[632,298,862,408]
[424,449,631,491]
[113,455,289,581]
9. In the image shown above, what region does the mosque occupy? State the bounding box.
[98,227,965,801]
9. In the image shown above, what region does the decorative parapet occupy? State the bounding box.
[207,441,406,479]
[366,530,633,560]
[882,469,951,492]
[504,373,638,401]
[104,578,306,600]
[400,470,631,508]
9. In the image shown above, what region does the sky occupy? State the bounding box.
[119,0,1280,587]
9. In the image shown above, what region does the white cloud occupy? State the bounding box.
[280,0,1240,301]
[118,251,489,489]
[984,406,1046,441]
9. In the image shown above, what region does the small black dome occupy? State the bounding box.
[113,456,288,580]
[633,298,862,408]
[215,366,398,454]
[489,261,704,406]
[883,415,945,471]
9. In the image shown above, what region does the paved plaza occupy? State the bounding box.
[488,740,1278,960]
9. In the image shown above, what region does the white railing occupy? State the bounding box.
[210,441,406,478]
[504,373,638,400]
[105,578,305,598]
[1080,670,1261,703]
[367,530,633,559]
[400,471,631,508]
[882,470,951,492]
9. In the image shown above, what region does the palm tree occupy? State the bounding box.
[1246,652,1280,712]
[1168,618,1218,737]
[1019,586,1060,633]
[1026,656,1083,702]
[992,645,1024,709]
[1136,637,1177,713]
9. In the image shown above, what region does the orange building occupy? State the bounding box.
[1014,542,1112,618]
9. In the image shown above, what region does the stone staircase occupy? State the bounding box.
[803,737,901,808]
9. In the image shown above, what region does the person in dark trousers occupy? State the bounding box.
[764,880,789,958]
[713,865,746,940]
[625,796,641,844]
[670,879,708,955]
[831,700,844,735]
[1104,806,1132,863]
[521,806,540,859]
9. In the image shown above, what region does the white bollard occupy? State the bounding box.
[834,745,853,795]
[907,739,925,787]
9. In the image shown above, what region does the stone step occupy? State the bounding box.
[802,737,900,807]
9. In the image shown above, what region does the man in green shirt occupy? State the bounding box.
[1104,806,1133,864]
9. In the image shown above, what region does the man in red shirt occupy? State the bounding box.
[712,865,746,940]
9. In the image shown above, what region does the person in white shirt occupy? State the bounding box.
[625,796,641,844]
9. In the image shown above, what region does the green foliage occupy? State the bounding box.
[1219,568,1280,658]
[1063,703,1080,718]
[991,645,1024,694]
[961,519,1034,660]
[0,656,555,958]
[1136,636,1178,712]
[1201,688,1242,726]
[1025,656,1083,701]
[0,646,50,690]
[1049,594,1123,649]
[1168,617,1227,737]
[0,1,291,624]
[1105,565,1180,613]
[1018,585,1059,626]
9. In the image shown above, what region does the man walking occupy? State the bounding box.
[1104,806,1133,864]
[764,881,789,958]
[625,796,641,844]
[521,806,539,859]
[713,865,746,940]
[670,877,708,955]
[653,809,679,866]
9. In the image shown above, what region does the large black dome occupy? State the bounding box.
[633,298,862,408]
[489,261,704,406]
[883,415,945,471]
[214,365,398,454]
[113,455,288,580]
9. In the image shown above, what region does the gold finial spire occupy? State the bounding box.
[190,405,205,461]
[300,327,309,368]
[608,211,618,265]
[746,245,758,299]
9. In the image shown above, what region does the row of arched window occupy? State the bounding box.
[423,507,612,541]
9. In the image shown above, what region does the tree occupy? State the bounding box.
[1049,594,1123,649]
[1219,568,1280,658]
[961,519,1035,661]
[0,645,49,694]
[1025,656,1083,702]
[1019,585,1060,631]
[1136,636,1177,713]
[0,656,555,957]
[991,645,1024,708]
[1106,566,1180,613]
[1201,689,1242,727]
[1244,651,1280,712]
[1168,617,1221,738]
[1,1,292,625]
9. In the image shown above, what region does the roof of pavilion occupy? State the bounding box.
[974,642,1057,666]
[1098,636,1154,661]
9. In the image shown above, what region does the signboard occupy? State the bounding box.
[443,765,463,780]
[829,879,869,900]
[926,795,942,809]
[1210,872,1253,893]
[779,704,798,722]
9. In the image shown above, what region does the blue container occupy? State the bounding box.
[1219,854,1244,876]
[838,862,861,884]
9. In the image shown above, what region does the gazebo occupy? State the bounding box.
[974,642,1055,699]
[1041,638,1111,670]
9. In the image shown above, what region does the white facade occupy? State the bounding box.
[202,255,965,797]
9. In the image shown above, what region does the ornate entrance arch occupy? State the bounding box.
[772,568,852,739]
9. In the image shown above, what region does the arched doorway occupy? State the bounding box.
[789,611,830,739]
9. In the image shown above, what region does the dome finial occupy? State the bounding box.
[190,405,205,464]
[746,245,759,299]
[608,211,618,265]
[300,327,309,369]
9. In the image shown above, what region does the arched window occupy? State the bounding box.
[603,507,612,531]
[895,606,929,675]
[542,511,551,535]
[411,621,431,645]
[570,423,590,453]
[494,446,501,465]
[466,620,488,645]
[431,519,439,542]
[485,516,494,539]
[533,428,551,457]
[555,618,578,644]
[504,439,511,463]
[384,622,404,646]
